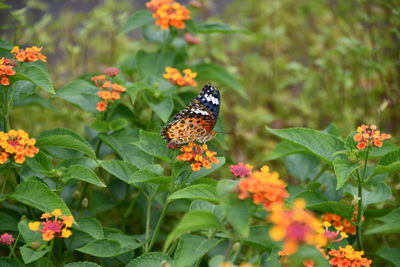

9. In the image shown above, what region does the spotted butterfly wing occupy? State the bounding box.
[160,84,220,144]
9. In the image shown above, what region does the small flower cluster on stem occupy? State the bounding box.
[0,57,16,86]
[11,46,47,62]
[328,245,372,267]
[0,233,14,245]
[176,142,219,171]
[353,124,391,149]
[0,129,39,164]
[163,67,198,87]
[28,209,74,241]
[146,0,190,30]
[321,212,356,235]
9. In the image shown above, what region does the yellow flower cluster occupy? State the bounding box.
[163,67,198,87]
[28,209,74,241]
[11,46,47,62]
[146,0,190,30]
[0,129,39,164]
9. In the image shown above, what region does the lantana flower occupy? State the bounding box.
[28,209,74,241]
[237,165,289,210]
[321,212,356,235]
[0,129,39,164]
[322,221,348,242]
[163,67,198,87]
[328,245,372,267]
[230,162,253,177]
[269,199,327,255]
[146,0,190,30]
[176,142,219,171]
[11,46,47,62]
[353,124,391,149]
[91,68,126,112]
[0,57,16,86]
[0,233,15,245]
[185,33,200,45]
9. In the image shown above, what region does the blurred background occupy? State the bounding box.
[1,0,399,163]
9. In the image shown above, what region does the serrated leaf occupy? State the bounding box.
[37,128,96,159]
[345,182,391,206]
[63,262,102,267]
[100,160,138,183]
[136,50,175,78]
[10,178,71,215]
[126,252,172,267]
[0,211,18,231]
[55,80,98,113]
[90,120,109,133]
[129,170,172,184]
[266,127,344,163]
[189,200,224,222]
[120,10,154,34]
[164,211,223,250]
[74,217,104,239]
[14,65,54,94]
[307,201,353,220]
[64,165,105,187]
[366,208,400,234]
[133,130,171,161]
[25,152,54,174]
[143,92,173,123]
[76,239,122,257]
[333,158,360,189]
[264,140,306,161]
[174,234,222,267]
[20,246,49,264]
[374,247,400,267]
[283,153,320,182]
[109,118,128,131]
[168,184,218,203]
[374,149,400,175]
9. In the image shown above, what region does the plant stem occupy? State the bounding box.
[1,173,8,194]
[144,196,153,251]
[312,165,328,182]
[3,86,10,131]
[8,233,20,258]
[147,199,170,252]
[356,148,369,251]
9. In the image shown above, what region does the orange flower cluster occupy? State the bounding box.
[146,0,190,30]
[237,165,289,210]
[328,245,372,267]
[321,213,356,235]
[91,71,126,112]
[0,129,39,164]
[269,199,327,255]
[176,142,219,171]
[28,209,74,241]
[0,57,16,86]
[163,67,198,87]
[322,221,348,242]
[11,46,47,62]
[353,124,391,150]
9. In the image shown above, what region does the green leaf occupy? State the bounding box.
[129,170,172,184]
[164,211,223,250]
[188,157,225,182]
[0,257,22,267]
[174,234,222,267]
[294,191,328,206]
[120,10,154,34]
[374,247,400,267]
[14,65,54,94]
[109,118,128,131]
[307,201,353,221]
[266,127,344,163]
[283,153,320,182]
[74,217,104,239]
[217,179,251,238]
[10,178,71,215]
[63,262,102,267]
[244,225,278,252]
[366,208,400,234]
[193,63,243,96]
[100,160,138,183]
[143,91,173,123]
[370,141,399,158]
[126,252,172,267]
[333,158,360,189]
[18,220,44,244]
[168,184,218,203]
[133,130,171,161]
[64,165,106,187]
[136,50,175,78]
[90,120,109,133]
[189,200,224,222]
[25,152,54,174]
[196,22,246,34]
[37,128,96,159]
[289,245,330,267]
[264,140,306,161]
[345,182,391,206]
[0,211,18,231]
[20,246,49,264]
[76,239,122,258]
[374,149,400,175]
[55,80,98,113]
[106,233,143,252]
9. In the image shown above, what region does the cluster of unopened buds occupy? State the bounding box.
[0,233,14,246]
[176,142,219,171]
[28,209,74,241]
[146,0,190,30]
[163,66,198,87]
[11,46,47,62]
[91,67,126,112]
[353,124,391,150]
[0,129,39,164]
[0,57,16,86]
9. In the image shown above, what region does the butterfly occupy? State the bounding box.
[160,84,220,144]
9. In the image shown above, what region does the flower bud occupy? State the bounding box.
[81,198,89,208]
[30,242,41,249]
[160,260,171,267]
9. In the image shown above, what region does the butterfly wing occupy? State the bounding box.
[161,84,220,144]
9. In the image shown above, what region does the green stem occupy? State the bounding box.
[1,173,8,194]
[145,196,153,251]
[356,148,369,251]
[78,183,88,212]
[48,239,55,262]
[312,165,328,182]
[8,233,20,258]
[230,242,242,263]
[3,86,10,131]
[147,200,170,252]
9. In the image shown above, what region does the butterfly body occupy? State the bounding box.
[160,84,220,144]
